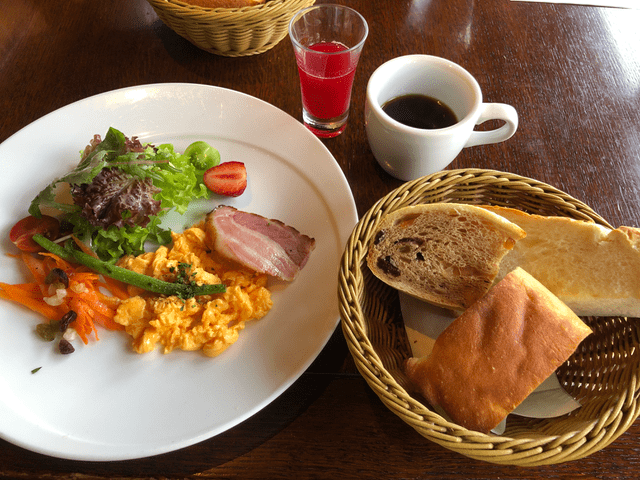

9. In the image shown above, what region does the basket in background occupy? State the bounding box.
[146,0,315,57]
[338,168,640,466]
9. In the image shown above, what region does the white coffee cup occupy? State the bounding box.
[365,55,518,181]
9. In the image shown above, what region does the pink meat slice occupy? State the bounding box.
[205,206,316,281]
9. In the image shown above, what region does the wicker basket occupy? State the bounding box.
[338,168,640,466]
[146,0,315,56]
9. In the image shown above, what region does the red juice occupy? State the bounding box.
[295,41,358,120]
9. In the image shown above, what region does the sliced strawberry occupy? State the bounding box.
[203,161,247,197]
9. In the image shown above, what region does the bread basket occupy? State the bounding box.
[146,0,315,56]
[338,168,640,466]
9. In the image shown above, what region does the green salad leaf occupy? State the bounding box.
[27,127,220,262]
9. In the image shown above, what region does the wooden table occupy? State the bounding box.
[2,0,640,478]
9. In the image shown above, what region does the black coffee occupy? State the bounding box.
[381,94,457,130]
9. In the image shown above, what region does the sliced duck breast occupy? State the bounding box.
[205,206,315,281]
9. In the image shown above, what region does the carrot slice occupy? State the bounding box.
[76,292,115,318]
[94,289,121,309]
[0,282,43,298]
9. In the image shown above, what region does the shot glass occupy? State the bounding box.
[289,5,368,138]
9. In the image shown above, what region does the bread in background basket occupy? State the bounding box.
[182,0,264,6]
[146,0,316,57]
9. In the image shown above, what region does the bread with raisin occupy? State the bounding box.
[366,203,526,310]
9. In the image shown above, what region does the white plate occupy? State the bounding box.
[0,84,357,461]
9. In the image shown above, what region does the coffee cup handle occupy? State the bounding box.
[465,103,518,148]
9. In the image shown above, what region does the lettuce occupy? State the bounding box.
[151,143,212,215]
[28,127,219,262]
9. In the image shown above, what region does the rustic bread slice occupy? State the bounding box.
[404,267,592,434]
[366,203,526,310]
[484,206,640,317]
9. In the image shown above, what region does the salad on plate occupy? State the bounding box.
[0,126,310,358]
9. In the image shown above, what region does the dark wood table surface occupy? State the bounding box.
[2,0,640,478]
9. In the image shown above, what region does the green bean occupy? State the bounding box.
[32,234,225,299]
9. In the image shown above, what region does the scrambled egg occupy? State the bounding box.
[113,226,272,357]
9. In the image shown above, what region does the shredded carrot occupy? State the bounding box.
[100,276,130,300]
[69,296,98,344]
[40,252,74,271]
[71,235,100,259]
[0,250,127,344]
[20,252,47,284]
[90,307,125,331]
[0,285,64,320]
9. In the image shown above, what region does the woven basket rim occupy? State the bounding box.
[338,168,640,466]
[146,0,315,56]
[150,0,303,14]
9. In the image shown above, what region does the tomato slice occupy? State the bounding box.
[9,215,61,252]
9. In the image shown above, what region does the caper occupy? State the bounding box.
[36,323,57,342]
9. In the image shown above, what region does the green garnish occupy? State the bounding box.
[31,367,42,374]
[33,234,226,300]
[173,262,198,286]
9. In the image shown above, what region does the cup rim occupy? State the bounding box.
[366,55,482,135]
[288,4,369,55]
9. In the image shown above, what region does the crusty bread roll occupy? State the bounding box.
[181,0,265,8]
[484,206,640,317]
[404,267,592,434]
[366,203,526,310]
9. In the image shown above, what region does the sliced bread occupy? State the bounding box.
[404,267,592,434]
[366,203,526,310]
[484,206,640,317]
